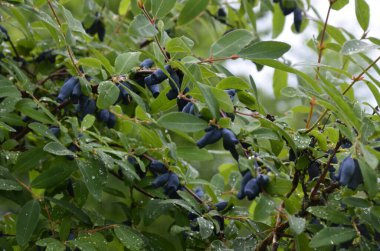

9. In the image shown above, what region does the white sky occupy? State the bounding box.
[225,0,380,109]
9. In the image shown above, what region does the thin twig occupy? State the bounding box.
[305,54,380,133]
[47,0,82,76]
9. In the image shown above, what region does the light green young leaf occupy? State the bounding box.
[331,0,349,10]
[118,0,131,15]
[273,69,287,98]
[272,4,285,38]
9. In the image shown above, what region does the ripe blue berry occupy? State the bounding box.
[222,128,239,160]
[71,82,82,104]
[244,178,260,200]
[293,8,302,32]
[149,160,167,174]
[140,58,154,69]
[215,201,228,211]
[338,156,356,186]
[165,173,180,195]
[237,171,253,199]
[196,126,223,148]
[308,161,320,180]
[57,77,79,102]
[152,173,170,188]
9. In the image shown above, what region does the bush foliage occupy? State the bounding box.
[0,0,379,250]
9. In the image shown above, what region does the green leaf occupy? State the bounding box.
[0,80,21,98]
[96,81,119,109]
[114,225,146,251]
[16,200,40,246]
[358,158,378,198]
[31,159,76,188]
[78,57,103,69]
[178,0,209,25]
[238,41,290,59]
[157,112,208,132]
[81,115,95,130]
[331,0,349,10]
[272,4,285,38]
[114,52,141,74]
[309,227,356,248]
[128,14,158,37]
[60,5,87,35]
[151,0,176,18]
[14,146,47,173]
[355,0,370,31]
[76,157,107,201]
[177,146,213,161]
[36,238,66,251]
[288,214,306,235]
[273,69,287,98]
[307,206,350,224]
[197,217,214,239]
[166,37,192,53]
[341,39,378,55]
[118,0,131,15]
[216,76,250,91]
[211,29,253,58]
[196,83,220,119]
[43,142,74,156]
[0,179,22,191]
[47,197,91,224]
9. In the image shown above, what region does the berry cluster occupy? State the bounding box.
[149,160,181,197]
[197,127,239,161]
[237,170,269,200]
[273,0,303,32]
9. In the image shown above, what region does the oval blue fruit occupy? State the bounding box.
[293,8,302,32]
[244,179,260,200]
[215,201,228,211]
[57,77,79,102]
[196,126,223,148]
[140,58,154,69]
[149,160,167,174]
[152,173,170,188]
[338,156,357,186]
[165,173,180,195]
[237,171,253,199]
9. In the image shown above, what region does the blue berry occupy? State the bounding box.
[293,8,302,32]
[152,173,170,188]
[57,77,79,102]
[244,179,260,200]
[215,201,228,211]
[196,126,223,148]
[140,59,154,69]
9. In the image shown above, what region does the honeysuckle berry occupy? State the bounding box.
[336,156,363,190]
[244,178,260,200]
[165,173,180,195]
[71,82,82,104]
[279,0,296,15]
[293,8,302,32]
[140,58,154,69]
[308,161,320,180]
[57,77,79,102]
[79,96,96,117]
[148,84,160,98]
[49,126,60,137]
[149,160,167,174]
[237,170,253,199]
[222,128,239,160]
[215,201,228,212]
[196,126,223,148]
[257,174,269,186]
[152,173,170,188]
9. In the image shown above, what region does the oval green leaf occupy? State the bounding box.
[16,200,41,246]
[157,112,208,132]
[178,0,209,25]
[238,41,290,59]
[211,29,253,58]
[96,81,119,109]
